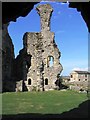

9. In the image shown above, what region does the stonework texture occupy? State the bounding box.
[16,4,63,91]
[62,71,90,92]
[69,71,90,91]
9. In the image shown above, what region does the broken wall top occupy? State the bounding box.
[36,4,53,32]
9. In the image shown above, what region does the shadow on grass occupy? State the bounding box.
[2,100,89,120]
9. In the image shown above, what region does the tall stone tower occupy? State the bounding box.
[16,4,63,91]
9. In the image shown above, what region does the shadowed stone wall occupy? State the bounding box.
[2,23,15,92]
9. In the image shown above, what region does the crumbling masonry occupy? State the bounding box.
[2,4,63,92]
[15,4,63,91]
[15,4,62,91]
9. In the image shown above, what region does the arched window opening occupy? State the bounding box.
[28,78,31,85]
[45,78,48,85]
[47,56,54,67]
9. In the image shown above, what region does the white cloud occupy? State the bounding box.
[72,67,88,71]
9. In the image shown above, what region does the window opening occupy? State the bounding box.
[28,78,31,85]
[47,56,54,67]
[71,75,73,78]
[45,78,48,85]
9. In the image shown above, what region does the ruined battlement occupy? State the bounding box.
[15,4,63,91]
[36,4,53,32]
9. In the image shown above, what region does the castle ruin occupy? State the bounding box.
[2,4,63,92]
[15,4,63,91]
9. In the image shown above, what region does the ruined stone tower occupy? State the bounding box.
[16,4,63,91]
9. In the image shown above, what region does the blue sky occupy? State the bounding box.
[8,1,88,76]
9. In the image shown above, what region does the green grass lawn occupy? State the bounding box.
[2,90,88,115]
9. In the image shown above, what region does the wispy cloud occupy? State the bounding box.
[61,67,88,76]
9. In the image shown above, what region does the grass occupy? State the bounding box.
[2,90,88,115]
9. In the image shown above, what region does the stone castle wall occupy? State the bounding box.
[2,4,63,92]
[16,4,63,91]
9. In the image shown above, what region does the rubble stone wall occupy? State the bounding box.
[17,4,63,91]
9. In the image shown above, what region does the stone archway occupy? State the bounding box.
[2,2,90,32]
[1,2,90,92]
